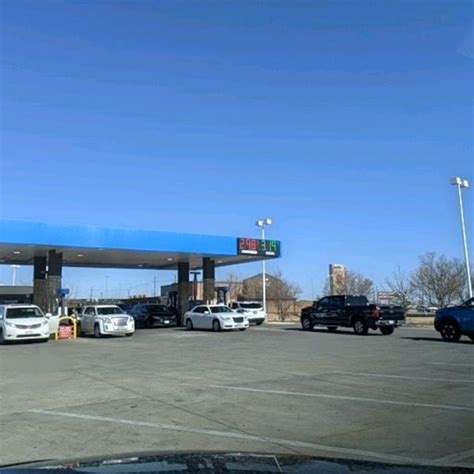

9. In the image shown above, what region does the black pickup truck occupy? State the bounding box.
[301,295,405,335]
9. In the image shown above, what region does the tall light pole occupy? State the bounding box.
[10,265,20,286]
[451,177,472,298]
[256,218,272,317]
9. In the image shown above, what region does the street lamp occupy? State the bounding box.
[256,218,272,317]
[450,177,472,298]
[10,265,20,286]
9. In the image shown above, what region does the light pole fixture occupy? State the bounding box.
[10,265,20,286]
[450,177,472,298]
[256,218,272,317]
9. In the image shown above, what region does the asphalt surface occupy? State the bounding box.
[0,324,473,469]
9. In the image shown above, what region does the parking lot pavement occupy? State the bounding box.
[0,325,473,468]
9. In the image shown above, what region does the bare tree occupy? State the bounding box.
[411,252,467,307]
[223,271,243,301]
[323,269,373,297]
[385,266,414,310]
[266,270,301,321]
[346,271,373,297]
[241,271,301,321]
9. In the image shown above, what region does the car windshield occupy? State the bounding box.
[97,306,123,315]
[240,303,262,309]
[6,307,44,319]
[210,306,233,314]
[145,305,169,313]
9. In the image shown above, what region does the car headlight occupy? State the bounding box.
[5,321,15,328]
[103,318,112,323]
[223,316,232,321]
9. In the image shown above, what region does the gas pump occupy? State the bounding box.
[168,291,178,310]
[215,286,229,305]
[57,288,70,316]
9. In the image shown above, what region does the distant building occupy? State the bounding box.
[0,286,33,304]
[160,272,290,306]
[329,264,346,295]
[161,281,232,303]
[377,291,399,305]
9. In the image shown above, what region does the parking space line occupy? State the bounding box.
[28,408,421,465]
[429,362,473,368]
[333,371,474,384]
[208,385,474,412]
[434,448,474,465]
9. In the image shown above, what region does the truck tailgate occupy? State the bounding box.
[378,305,405,323]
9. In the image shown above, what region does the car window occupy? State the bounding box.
[328,296,344,307]
[97,306,123,315]
[0,307,4,319]
[346,296,368,306]
[84,307,96,316]
[239,303,262,309]
[193,306,204,314]
[319,297,330,306]
[229,303,238,309]
[210,306,232,314]
[145,305,169,313]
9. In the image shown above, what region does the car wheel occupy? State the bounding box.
[94,324,102,338]
[125,332,133,337]
[380,326,394,336]
[0,330,5,345]
[239,328,246,331]
[256,321,264,326]
[440,320,461,342]
[469,335,474,342]
[301,316,314,331]
[146,318,154,329]
[327,326,338,332]
[40,337,49,343]
[353,318,368,335]
[186,319,193,331]
[212,319,221,332]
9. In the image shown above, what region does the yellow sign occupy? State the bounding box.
[55,316,77,341]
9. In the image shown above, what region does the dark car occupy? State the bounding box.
[434,297,474,342]
[129,303,177,328]
[301,295,405,335]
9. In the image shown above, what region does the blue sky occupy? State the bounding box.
[0,1,472,299]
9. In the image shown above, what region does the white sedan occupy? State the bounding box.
[184,305,249,331]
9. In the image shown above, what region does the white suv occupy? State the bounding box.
[229,301,266,325]
[79,305,134,338]
[0,304,50,344]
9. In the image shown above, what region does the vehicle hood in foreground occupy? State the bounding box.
[1,451,469,473]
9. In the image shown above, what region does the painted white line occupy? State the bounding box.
[28,408,419,465]
[429,362,474,368]
[209,386,474,412]
[333,371,474,384]
[434,448,474,464]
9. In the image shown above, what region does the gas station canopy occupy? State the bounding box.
[0,220,281,270]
